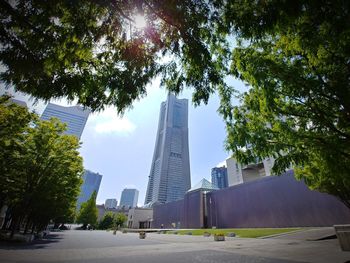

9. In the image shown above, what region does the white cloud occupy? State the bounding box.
[89,107,136,135]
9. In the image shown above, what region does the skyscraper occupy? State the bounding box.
[211,166,228,189]
[105,199,118,209]
[76,170,102,210]
[119,189,139,208]
[40,102,90,139]
[145,93,191,204]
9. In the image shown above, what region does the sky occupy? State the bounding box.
[1,77,247,206]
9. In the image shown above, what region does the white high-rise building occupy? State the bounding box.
[145,93,191,204]
[226,156,275,186]
[40,103,90,139]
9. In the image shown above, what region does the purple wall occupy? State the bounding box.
[206,171,350,228]
[152,191,203,228]
[153,172,350,228]
[153,199,184,228]
[183,191,203,228]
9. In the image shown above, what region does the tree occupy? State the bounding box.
[114,213,128,228]
[0,0,225,112]
[1,1,350,206]
[215,0,350,207]
[98,212,115,230]
[0,95,37,210]
[76,191,98,229]
[0,96,84,234]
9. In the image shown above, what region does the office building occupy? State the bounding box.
[76,170,102,210]
[226,156,275,186]
[40,102,90,139]
[211,166,228,189]
[145,93,191,204]
[120,188,139,208]
[105,199,118,209]
[10,98,28,108]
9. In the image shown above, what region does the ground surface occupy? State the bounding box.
[0,228,349,263]
[165,228,300,238]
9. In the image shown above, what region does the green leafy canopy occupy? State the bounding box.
[0,95,84,231]
[1,1,349,206]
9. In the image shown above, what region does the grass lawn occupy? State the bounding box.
[165,228,301,238]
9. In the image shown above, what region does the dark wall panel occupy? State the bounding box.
[153,171,350,229]
[183,191,202,228]
[152,199,184,228]
[206,171,350,228]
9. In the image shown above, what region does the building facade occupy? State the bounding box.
[40,103,90,139]
[120,188,139,208]
[226,156,275,186]
[145,93,191,204]
[105,199,118,209]
[10,98,28,108]
[76,170,102,210]
[211,167,228,189]
[127,208,153,229]
[153,171,350,228]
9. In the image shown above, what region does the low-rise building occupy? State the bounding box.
[127,208,153,229]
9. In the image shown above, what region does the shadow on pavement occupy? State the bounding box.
[0,233,63,250]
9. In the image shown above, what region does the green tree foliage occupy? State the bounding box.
[1,1,349,206]
[76,191,98,229]
[0,96,37,210]
[115,213,128,228]
[0,96,84,233]
[98,212,115,230]
[0,0,226,112]
[215,0,350,208]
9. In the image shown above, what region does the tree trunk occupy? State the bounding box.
[23,219,31,234]
[10,217,19,238]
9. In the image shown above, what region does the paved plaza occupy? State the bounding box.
[0,229,349,263]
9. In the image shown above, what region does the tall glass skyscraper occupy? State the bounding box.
[40,103,90,139]
[76,170,102,210]
[211,166,228,189]
[119,189,139,208]
[145,93,191,204]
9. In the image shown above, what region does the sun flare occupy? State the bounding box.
[133,14,147,29]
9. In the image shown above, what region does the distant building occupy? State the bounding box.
[96,204,106,221]
[127,208,153,229]
[76,170,102,210]
[10,98,28,108]
[40,102,90,139]
[145,93,191,205]
[211,167,228,189]
[120,189,139,208]
[226,157,275,186]
[105,199,118,209]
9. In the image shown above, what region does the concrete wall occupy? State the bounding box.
[153,171,350,228]
[127,208,153,229]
